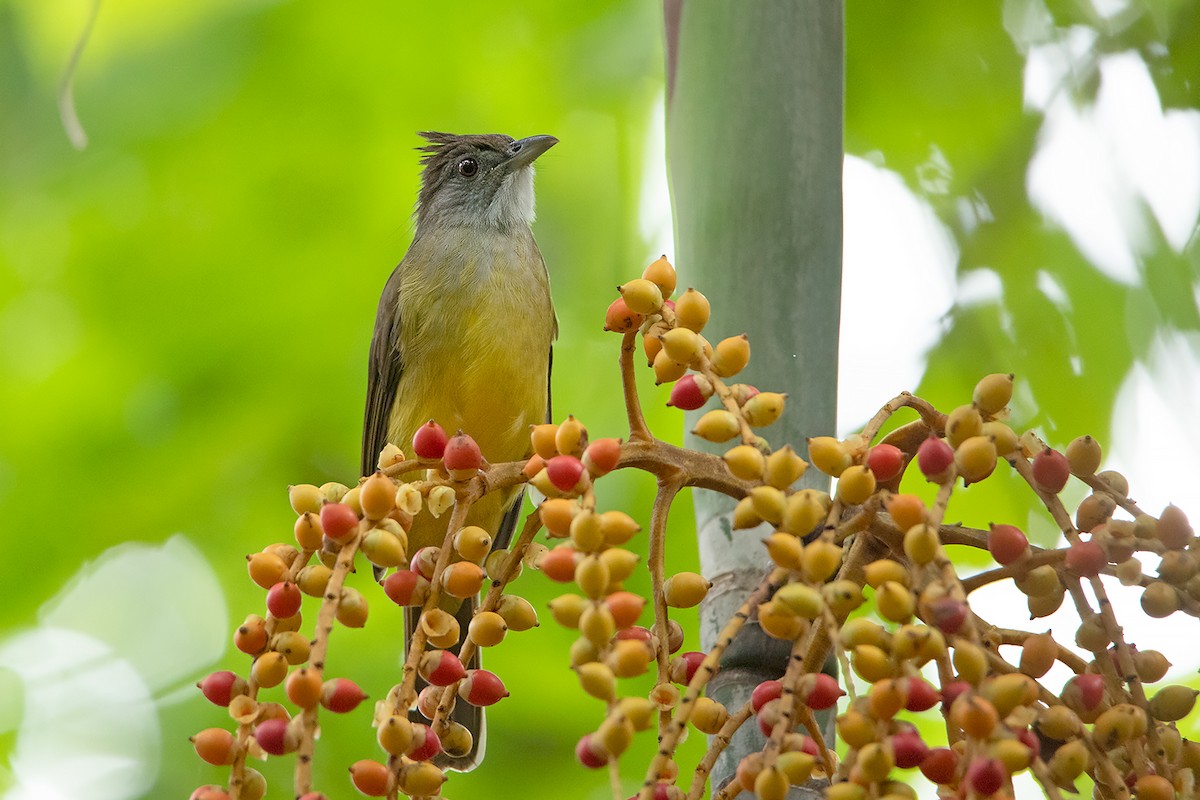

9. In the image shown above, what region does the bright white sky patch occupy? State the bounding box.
[1110,328,1200,515]
[838,156,959,435]
[1027,50,1200,283]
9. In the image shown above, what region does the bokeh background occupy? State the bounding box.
[0,1,1197,798]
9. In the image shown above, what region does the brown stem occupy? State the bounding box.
[649,478,683,736]
[621,329,653,442]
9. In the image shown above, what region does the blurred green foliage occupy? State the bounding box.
[1,1,1197,799]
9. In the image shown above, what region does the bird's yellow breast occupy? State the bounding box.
[387,227,554,547]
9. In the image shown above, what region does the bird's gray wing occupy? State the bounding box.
[361,266,405,478]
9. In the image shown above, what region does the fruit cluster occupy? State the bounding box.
[190,254,1199,800]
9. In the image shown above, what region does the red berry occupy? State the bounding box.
[383,570,423,605]
[1066,539,1107,578]
[412,420,449,459]
[190,787,232,800]
[966,756,1006,795]
[576,733,609,768]
[679,651,707,684]
[940,681,971,712]
[443,431,482,473]
[866,444,904,482]
[320,678,366,713]
[797,735,819,755]
[545,455,586,492]
[1032,448,1070,493]
[582,438,622,477]
[904,677,940,712]
[920,747,959,784]
[751,679,782,712]
[927,596,968,635]
[419,650,466,687]
[406,723,442,761]
[667,374,711,411]
[319,502,358,541]
[917,437,954,482]
[539,545,577,582]
[803,673,844,710]
[1016,727,1039,753]
[1067,673,1105,711]
[254,717,290,756]
[198,671,245,707]
[266,582,302,619]
[891,730,929,769]
[603,297,644,333]
[458,669,508,706]
[987,523,1030,566]
[616,626,654,643]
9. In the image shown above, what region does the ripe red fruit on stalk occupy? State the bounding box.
[917,437,954,481]
[320,678,366,713]
[539,545,577,582]
[927,596,968,635]
[254,717,290,756]
[407,724,442,761]
[443,431,482,472]
[987,524,1030,565]
[891,730,929,769]
[412,420,449,459]
[1065,673,1105,711]
[679,651,707,684]
[576,733,609,768]
[419,650,466,687]
[920,747,959,784]
[545,455,586,492]
[751,679,783,712]
[458,669,508,706]
[940,681,971,712]
[966,757,1006,795]
[667,374,710,411]
[266,582,302,619]
[319,502,358,541]
[866,443,904,482]
[616,626,654,643]
[1066,539,1107,578]
[803,673,845,710]
[582,438,621,477]
[383,570,423,605]
[198,671,245,707]
[604,297,643,333]
[1032,448,1070,493]
[904,677,941,712]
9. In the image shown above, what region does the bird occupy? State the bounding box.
[361,131,558,771]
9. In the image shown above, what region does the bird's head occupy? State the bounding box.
[414,131,557,231]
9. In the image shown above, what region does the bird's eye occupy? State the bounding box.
[457,158,478,177]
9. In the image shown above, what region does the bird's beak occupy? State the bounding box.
[503,134,558,172]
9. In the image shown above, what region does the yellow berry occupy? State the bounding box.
[288,483,322,515]
[807,436,851,477]
[764,445,808,489]
[674,287,710,332]
[642,255,676,298]
[693,409,740,442]
[664,572,710,608]
[946,404,983,448]
[618,278,664,315]
[954,434,997,484]
[973,372,1014,415]
[743,392,785,427]
[1066,434,1102,476]
[712,334,751,378]
[801,539,842,583]
[835,464,875,505]
[724,444,767,481]
[452,525,492,562]
[750,486,786,525]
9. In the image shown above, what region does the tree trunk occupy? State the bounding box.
[664,2,844,796]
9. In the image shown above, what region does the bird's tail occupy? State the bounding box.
[403,597,485,772]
